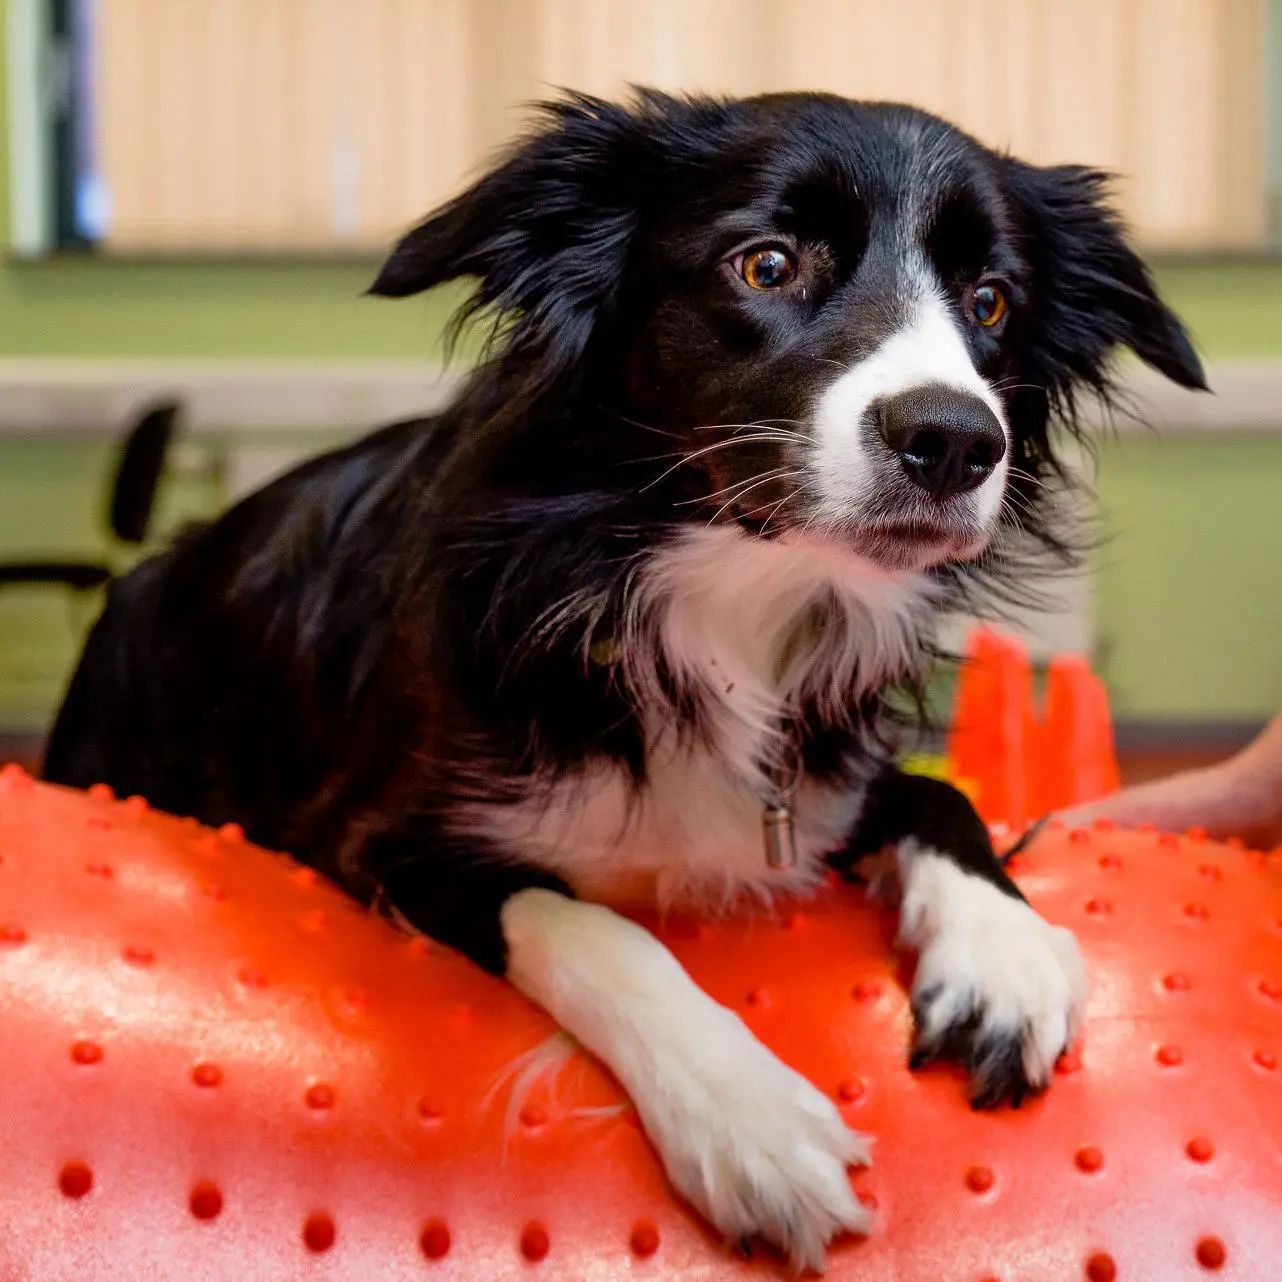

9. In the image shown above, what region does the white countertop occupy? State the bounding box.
[0,359,1275,436]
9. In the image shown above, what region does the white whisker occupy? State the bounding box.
[758,487,803,535]
[707,471,799,525]
[676,467,795,507]
[639,435,805,491]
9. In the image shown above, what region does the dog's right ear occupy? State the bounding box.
[1000,160,1208,402]
[369,94,651,376]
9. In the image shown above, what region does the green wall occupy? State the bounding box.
[0,437,221,728]
[1095,433,1282,721]
[0,258,469,360]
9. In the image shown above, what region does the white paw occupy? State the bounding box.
[498,890,872,1271]
[899,845,1087,1106]
[633,1003,872,1273]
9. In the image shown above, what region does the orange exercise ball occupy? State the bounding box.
[1,762,1280,1280]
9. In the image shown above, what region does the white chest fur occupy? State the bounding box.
[465,527,937,912]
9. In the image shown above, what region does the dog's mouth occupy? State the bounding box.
[861,519,954,544]
[701,464,996,567]
[846,518,989,571]
[739,508,992,571]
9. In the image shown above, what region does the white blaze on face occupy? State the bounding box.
[809,287,1010,529]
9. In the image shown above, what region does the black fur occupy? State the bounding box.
[840,769,1024,901]
[837,769,1041,1106]
[45,91,1203,1103]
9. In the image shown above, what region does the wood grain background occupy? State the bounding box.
[94,0,1266,254]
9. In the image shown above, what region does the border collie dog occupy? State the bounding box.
[46,92,1203,1270]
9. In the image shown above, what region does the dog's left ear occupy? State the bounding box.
[369,94,649,381]
[1003,160,1208,402]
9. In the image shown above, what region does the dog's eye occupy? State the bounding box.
[970,283,1008,328]
[738,246,797,290]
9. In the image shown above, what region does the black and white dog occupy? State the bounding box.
[45,91,1204,1270]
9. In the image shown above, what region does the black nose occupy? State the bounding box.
[876,385,1006,501]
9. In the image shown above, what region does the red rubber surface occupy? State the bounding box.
[1,763,1280,1279]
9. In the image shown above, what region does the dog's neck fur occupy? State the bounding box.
[624,525,938,801]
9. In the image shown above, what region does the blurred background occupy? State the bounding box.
[0,0,1280,781]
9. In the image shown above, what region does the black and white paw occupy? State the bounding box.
[898,843,1088,1108]
[635,1003,873,1273]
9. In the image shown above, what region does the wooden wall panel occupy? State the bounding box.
[347,0,474,245]
[92,0,1270,255]
[1217,0,1270,247]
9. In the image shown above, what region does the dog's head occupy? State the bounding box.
[372,90,1204,574]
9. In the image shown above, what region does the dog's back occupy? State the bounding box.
[43,415,438,855]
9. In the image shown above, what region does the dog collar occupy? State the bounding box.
[590,634,802,870]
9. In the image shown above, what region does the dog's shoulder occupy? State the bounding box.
[219,415,441,596]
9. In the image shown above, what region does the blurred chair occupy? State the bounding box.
[0,399,181,597]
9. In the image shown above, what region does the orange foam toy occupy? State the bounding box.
[2,763,1282,1280]
[947,628,1037,826]
[947,628,1121,830]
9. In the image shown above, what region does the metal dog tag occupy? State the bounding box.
[763,803,798,869]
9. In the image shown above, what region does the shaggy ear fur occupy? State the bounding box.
[1002,160,1208,423]
[953,160,1207,603]
[368,93,654,382]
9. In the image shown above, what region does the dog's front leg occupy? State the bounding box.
[372,834,871,1271]
[836,769,1088,1108]
[501,889,872,1271]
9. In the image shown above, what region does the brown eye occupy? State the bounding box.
[740,246,797,290]
[971,283,1008,328]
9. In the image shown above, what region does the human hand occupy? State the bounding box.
[1058,712,1282,848]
